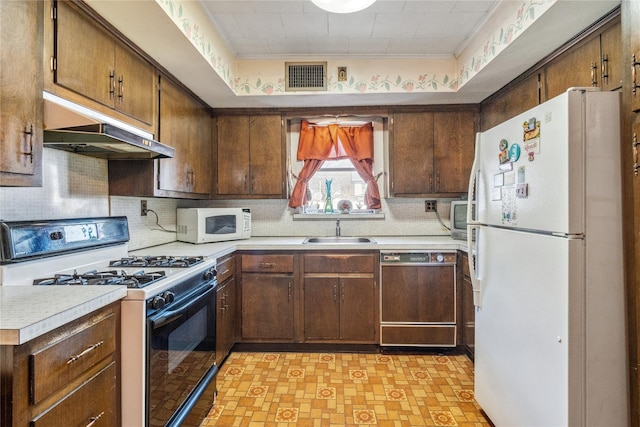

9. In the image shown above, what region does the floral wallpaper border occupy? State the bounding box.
[156,0,555,97]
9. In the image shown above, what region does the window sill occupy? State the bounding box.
[293,212,385,220]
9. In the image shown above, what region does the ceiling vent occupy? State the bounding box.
[285,62,327,91]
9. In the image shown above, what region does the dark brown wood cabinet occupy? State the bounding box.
[622,1,640,424]
[480,72,541,131]
[459,252,475,359]
[545,17,621,100]
[239,253,297,342]
[302,252,377,343]
[216,115,285,198]
[50,0,157,131]
[0,0,43,187]
[0,303,120,427]
[109,76,213,199]
[216,254,236,365]
[390,108,477,197]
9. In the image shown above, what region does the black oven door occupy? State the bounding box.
[147,283,217,427]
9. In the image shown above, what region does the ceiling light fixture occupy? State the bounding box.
[311,0,376,14]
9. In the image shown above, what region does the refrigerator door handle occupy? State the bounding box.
[467,224,482,308]
[467,133,481,223]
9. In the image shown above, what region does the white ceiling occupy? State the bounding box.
[201,0,499,59]
[85,0,620,109]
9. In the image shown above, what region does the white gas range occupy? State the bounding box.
[0,217,219,427]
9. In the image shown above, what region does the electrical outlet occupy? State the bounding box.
[425,199,437,212]
[141,200,148,216]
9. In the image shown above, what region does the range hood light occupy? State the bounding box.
[311,0,376,14]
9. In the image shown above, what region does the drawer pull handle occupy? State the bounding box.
[258,262,276,269]
[67,341,104,364]
[220,269,230,277]
[86,411,105,427]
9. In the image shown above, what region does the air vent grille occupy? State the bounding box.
[285,62,327,91]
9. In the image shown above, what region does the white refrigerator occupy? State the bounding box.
[467,88,628,426]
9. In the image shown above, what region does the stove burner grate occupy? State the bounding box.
[33,269,167,288]
[109,255,204,268]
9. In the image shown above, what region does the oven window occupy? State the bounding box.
[167,307,207,372]
[147,287,216,427]
[205,215,237,234]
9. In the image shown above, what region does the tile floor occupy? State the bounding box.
[201,352,491,427]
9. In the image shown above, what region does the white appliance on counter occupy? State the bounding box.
[466,88,628,426]
[177,208,251,244]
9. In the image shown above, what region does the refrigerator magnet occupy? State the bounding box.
[516,183,529,198]
[499,139,508,151]
[494,173,504,187]
[492,187,502,200]
[509,143,521,162]
[499,161,513,171]
[518,166,526,183]
[524,138,540,154]
[499,150,510,164]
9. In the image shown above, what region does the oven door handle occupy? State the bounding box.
[149,284,215,329]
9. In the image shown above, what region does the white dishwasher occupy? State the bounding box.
[379,251,457,347]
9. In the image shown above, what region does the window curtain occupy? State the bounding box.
[288,120,381,209]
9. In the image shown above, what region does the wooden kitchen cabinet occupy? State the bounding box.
[50,0,157,131]
[390,108,477,197]
[0,0,43,187]
[0,302,120,427]
[216,115,286,198]
[302,252,377,343]
[480,72,541,131]
[459,252,475,359]
[216,254,236,365]
[545,16,621,99]
[239,253,297,342]
[109,75,213,199]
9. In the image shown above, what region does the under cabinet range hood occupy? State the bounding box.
[42,92,174,159]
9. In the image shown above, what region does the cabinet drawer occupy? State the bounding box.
[242,254,294,273]
[381,325,456,347]
[30,312,116,404]
[217,254,236,283]
[304,253,375,274]
[31,361,117,427]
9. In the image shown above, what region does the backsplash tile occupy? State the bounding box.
[0,149,453,253]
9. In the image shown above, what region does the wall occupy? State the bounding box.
[0,148,452,251]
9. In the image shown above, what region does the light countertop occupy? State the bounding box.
[2,235,468,346]
[0,286,127,345]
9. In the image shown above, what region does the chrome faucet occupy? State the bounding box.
[336,219,341,237]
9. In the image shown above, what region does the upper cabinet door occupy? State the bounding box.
[545,35,601,99]
[158,77,212,197]
[217,115,251,195]
[55,1,115,108]
[249,115,283,196]
[600,20,622,92]
[114,42,157,126]
[216,115,285,198]
[390,112,435,196]
[52,1,157,132]
[433,111,477,194]
[0,0,43,187]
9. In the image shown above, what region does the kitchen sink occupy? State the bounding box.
[303,237,376,244]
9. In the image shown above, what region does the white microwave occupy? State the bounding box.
[450,201,474,241]
[176,208,251,244]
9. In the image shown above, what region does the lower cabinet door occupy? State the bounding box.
[30,362,117,427]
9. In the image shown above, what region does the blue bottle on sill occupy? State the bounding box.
[324,179,333,213]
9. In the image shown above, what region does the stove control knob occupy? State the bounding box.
[152,295,166,309]
[203,268,217,281]
[435,253,445,263]
[162,291,175,304]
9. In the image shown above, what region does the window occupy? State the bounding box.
[307,158,368,212]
